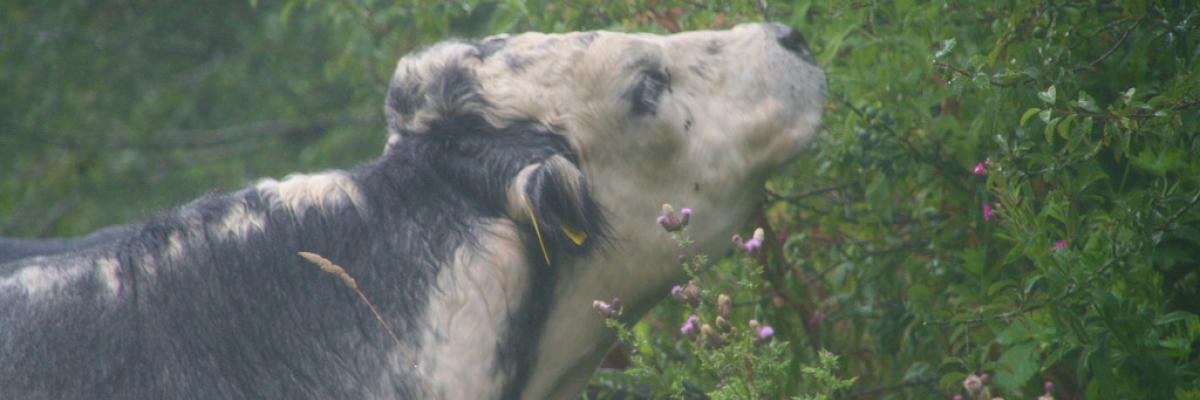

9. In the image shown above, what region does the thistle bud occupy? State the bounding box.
[715,315,731,331]
[657,204,692,232]
[591,297,622,319]
[717,294,732,319]
[733,227,766,254]
[701,324,725,348]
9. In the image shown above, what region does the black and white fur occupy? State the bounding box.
[1,24,825,399]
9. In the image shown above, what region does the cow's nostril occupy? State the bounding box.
[777,28,810,55]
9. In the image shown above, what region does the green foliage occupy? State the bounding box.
[4,0,1198,398]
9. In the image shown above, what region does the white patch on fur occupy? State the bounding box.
[412,220,529,399]
[505,163,541,221]
[96,257,121,296]
[217,202,267,239]
[0,260,89,299]
[255,171,367,217]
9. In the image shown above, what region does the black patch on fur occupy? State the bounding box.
[505,54,531,72]
[624,67,671,117]
[473,37,508,60]
[385,69,423,134]
[1,106,604,399]
[575,32,598,47]
[428,63,483,116]
[688,63,711,81]
[386,61,490,137]
[705,40,723,55]
[0,225,134,265]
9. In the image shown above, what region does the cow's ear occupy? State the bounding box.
[507,155,603,254]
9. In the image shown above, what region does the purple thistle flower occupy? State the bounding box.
[751,320,775,345]
[1053,240,1067,251]
[973,161,988,176]
[680,315,699,339]
[743,239,762,252]
[733,227,766,254]
[808,311,827,330]
[1044,380,1054,393]
[657,204,691,232]
[983,203,996,221]
[670,285,683,297]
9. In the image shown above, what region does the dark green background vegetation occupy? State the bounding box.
[3,1,1197,398]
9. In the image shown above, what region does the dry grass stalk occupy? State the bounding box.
[297,251,426,387]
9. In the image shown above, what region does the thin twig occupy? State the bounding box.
[764,185,849,202]
[1080,15,1145,71]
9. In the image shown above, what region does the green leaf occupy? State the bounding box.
[1123,87,1138,105]
[1155,311,1198,326]
[1057,114,1075,139]
[1038,85,1057,104]
[1044,116,1061,144]
[1077,91,1101,113]
[995,343,1038,393]
[1037,109,1053,124]
[1020,108,1042,127]
[995,320,1033,345]
[935,38,957,59]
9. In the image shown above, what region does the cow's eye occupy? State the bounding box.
[627,68,670,116]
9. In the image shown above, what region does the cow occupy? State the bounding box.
[0,23,825,399]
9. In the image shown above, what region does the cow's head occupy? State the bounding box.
[383,23,825,397]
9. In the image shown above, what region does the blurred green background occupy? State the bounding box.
[3,1,1198,398]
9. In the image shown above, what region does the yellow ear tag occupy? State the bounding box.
[560,224,588,246]
[521,195,553,266]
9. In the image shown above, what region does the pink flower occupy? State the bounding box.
[953,396,963,400]
[732,227,766,254]
[982,203,996,221]
[963,373,984,396]
[808,311,827,330]
[973,160,989,176]
[1053,240,1067,251]
[680,315,699,339]
[749,319,774,345]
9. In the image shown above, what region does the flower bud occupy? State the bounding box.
[963,374,983,397]
[591,297,622,319]
[657,204,691,232]
[680,280,700,306]
[701,324,725,348]
[715,315,731,331]
[717,294,732,319]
